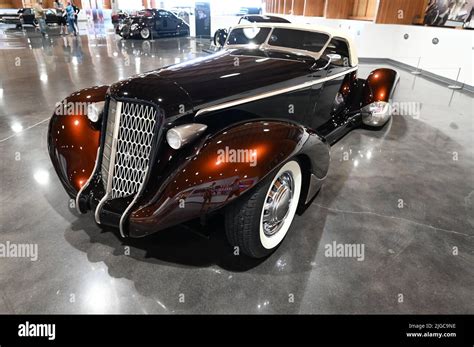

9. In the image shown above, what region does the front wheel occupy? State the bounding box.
[225,160,302,258]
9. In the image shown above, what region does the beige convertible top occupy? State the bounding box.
[228,23,358,67]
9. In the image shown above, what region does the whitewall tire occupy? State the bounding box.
[140,27,150,39]
[225,159,302,258]
[259,160,302,250]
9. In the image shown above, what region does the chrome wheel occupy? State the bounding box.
[259,160,302,250]
[262,171,294,236]
[140,27,150,39]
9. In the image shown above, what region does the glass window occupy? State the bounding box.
[268,29,330,53]
[322,38,351,66]
[159,10,171,18]
[226,27,271,46]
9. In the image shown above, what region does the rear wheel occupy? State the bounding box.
[225,160,302,258]
[140,27,150,39]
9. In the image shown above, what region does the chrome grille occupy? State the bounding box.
[101,99,157,200]
[101,99,117,189]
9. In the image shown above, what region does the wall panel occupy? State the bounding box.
[376,0,426,24]
[0,0,13,9]
[350,0,377,20]
[293,0,304,15]
[325,0,354,19]
[304,0,325,17]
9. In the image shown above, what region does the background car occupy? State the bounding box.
[213,14,291,47]
[0,8,62,29]
[116,9,190,39]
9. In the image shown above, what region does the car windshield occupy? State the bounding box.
[226,27,271,46]
[268,28,330,53]
[226,27,331,55]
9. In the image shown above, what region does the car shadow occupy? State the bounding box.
[68,212,268,272]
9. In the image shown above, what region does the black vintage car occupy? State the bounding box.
[0,8,62,28]
[213,14,290,47]
[48,23,398,258]
[116,9,190,39]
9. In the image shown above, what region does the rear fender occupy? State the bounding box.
[360,68,399,126]
[127,120,330,237]
[47,85,108,198]
[363,68,399,105]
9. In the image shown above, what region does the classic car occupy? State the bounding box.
[116,9,190,39]
[0,8,62,28]
[213,14,290,47]
[48,23,398,258]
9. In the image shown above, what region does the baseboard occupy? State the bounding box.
[359,57,473,93]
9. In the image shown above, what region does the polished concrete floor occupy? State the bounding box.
[0,23,473,314]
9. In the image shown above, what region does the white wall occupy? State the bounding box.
[116,0,144,11]
[211,14,474,87]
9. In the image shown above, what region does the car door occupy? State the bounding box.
[307,38,353,138]
[168,12,182,33]
[157,10,174,33]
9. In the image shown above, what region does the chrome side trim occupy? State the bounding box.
[95,101,123,224]
[75,147,101,214]
[195,66,357,118]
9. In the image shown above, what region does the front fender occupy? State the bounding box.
[47,85,108,198]
[127,120,329,237]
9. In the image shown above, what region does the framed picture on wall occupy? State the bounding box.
[423,0,474,28]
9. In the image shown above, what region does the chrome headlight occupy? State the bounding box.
[87,101,105,123]
[130,23,139,31]
[166,123,207,150]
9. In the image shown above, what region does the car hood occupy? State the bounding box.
[109,49,313,118]
[109,74,193,118]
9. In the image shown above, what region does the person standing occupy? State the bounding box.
[54,1,67,35]
[72,2,80,30]
[32,0,47,36]
[65,2,77,36]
